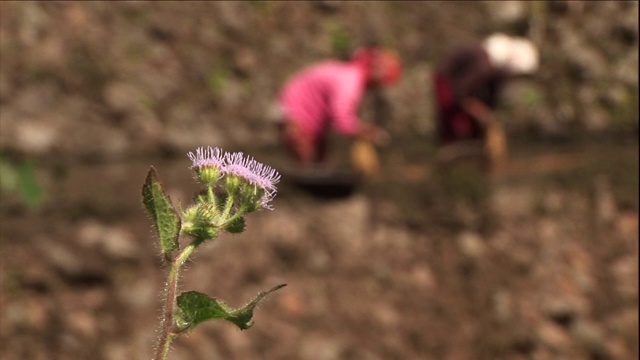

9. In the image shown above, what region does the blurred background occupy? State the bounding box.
[0,1,637,360]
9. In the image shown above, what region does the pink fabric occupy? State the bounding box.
[278,60,368,139]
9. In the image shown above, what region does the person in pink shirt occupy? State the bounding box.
[277,47,402,164]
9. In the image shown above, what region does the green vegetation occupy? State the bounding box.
[0,155,45,210]
[329,22,352,60]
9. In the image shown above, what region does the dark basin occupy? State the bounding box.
[279,164,363,199]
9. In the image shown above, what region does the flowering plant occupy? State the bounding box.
[142,147,285,360]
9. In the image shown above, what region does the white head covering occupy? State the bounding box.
[482,33,539,74]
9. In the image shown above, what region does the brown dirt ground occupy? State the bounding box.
[0,138,637,360]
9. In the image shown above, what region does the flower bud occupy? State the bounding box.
[223,152,280,211]
[187,147,225,187]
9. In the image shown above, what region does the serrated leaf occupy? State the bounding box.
[224,216,245,234]
[142,166,180,255]
[175,284,286,331]
[225,283,286,329]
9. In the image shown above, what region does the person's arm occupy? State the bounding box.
[460,97,497,129]
[330,78,389,145]
[332,99,389,144]
[462,96,508,174]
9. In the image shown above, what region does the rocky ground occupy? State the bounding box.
[0,2,638,360]
[0,2,637,158]
[0,139,638,360]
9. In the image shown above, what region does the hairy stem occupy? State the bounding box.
[153,243,195,360]
[153,263,179,360]
[221,193,235,220]
[207,185,216,208]
[221,205,247,228]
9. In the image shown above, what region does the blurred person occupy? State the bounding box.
[276,47,402,174]
[433,33,539,173]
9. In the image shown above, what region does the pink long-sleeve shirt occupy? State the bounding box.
[278,60,368,139]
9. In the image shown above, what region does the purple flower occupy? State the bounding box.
[224,152,280,191]
[223,152,280,210]
[188,146,225,170]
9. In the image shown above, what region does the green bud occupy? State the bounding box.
[237,183,268,213]
[187,147,226,187]
[224,216,245,234]
[196,166,221,187]
[181,203,221,243]
[224,175,243,195]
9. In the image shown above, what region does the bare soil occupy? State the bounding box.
[1,138,637,360]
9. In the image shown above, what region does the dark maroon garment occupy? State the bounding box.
[434,45,507,143]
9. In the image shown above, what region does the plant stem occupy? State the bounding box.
[207,185,216,208]
[175,243,196,268]
[221,193,235,220]
[153,244,195,360]
[154,331,177,360]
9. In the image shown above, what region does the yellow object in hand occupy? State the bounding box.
[351,139,380,177]
[485,123,508,174]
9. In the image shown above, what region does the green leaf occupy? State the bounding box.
[142,166,180,255]
[175,284,286,331]
[224,216,245,234]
